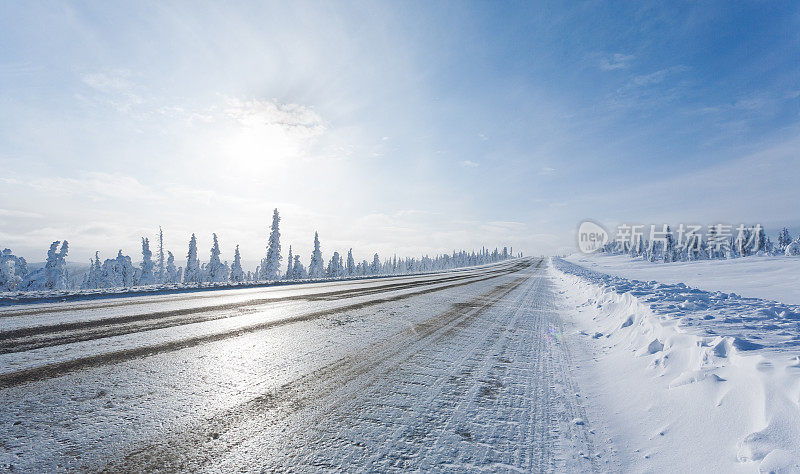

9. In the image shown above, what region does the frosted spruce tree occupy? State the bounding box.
[184,234,201,283]
[706,225,720,259]
[327,251,343,277]
[786,236,800,256]
[777,228,792,253]
[156,227,166,283]
[0,248,28,291]
[49,240,70,290]
[139,237,156,285]
[207,233,226,283]
[262,208,282,280]
[285,246,293,279]
[230,245,244,282]
[371,253,381,275]
[81,254,99,290]
[308,232,324,278]
[98,250,136,288]
[292,255,307,279]
[346,249,355,276]
[81,255,96,289]
[663,226,675,263]
[23,241,71,290]
[0,259,18,292]
[165,251,179,283]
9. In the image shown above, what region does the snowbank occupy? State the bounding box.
[551,258,800,472]
[565,253,800,304]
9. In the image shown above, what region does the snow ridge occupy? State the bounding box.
[552,258,800,353]
[550,257,800,471]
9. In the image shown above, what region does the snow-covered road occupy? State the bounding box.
[0,258,612,472]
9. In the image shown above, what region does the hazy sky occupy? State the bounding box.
[1,1,799,266]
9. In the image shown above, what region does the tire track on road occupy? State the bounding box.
[244,259,601,472]
[0,262,529,355]
[0,262,520,317]
[0,261,535,389]
[99,272,532,472]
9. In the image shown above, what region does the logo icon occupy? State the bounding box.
[577,220,608,254]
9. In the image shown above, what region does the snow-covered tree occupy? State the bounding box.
[261,208,282,280]
[706,225,725,259]
[786,236,800,256]
[308,232,324,278]
[139,237,156,285]
[0,259,18,291]
[166,251,179,283]
[0,248,28,291]
[647,239,660,263]
[777,228,792,253]
[23,241,70,291]
[156,227,166,283]
[663,226,675,263]
[285,246,293,280]
[291,255,307,279]
[327,251,344,277]
[733,226,753,258]
[207,233,227,283]
[184,234,201,283]
[256,258,266,281]
[685,234,708,261]
[95,250,136,288]
[346,248,355,276]
[754,226,767,254]
[370,253,381,275]
[82,252,101,289]
[230,245,244,283]
[48,240,69,289]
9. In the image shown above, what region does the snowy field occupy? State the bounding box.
[565,253,800,305]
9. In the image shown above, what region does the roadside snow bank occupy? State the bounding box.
[551,258,800,472]
[565,253,800,304]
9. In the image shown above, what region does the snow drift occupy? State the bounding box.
[550,258,800,472]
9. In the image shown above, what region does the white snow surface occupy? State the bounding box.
[1,259,614,472]
[565,252,800,304]
[3,256,800,471]
[551,257,800,472]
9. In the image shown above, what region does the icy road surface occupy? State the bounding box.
[0,258,610,472]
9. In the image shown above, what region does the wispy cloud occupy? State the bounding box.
[223,98,326,136]
[459,160,479,168]
[24,172,158,202]
[79,69,144,114]
[80,70,135,92]
[604,65,691,111]
[631,65,689,86]
[0,208,43,218]
[599,53,635,71]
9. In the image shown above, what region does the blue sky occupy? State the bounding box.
[1,1,798,265]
